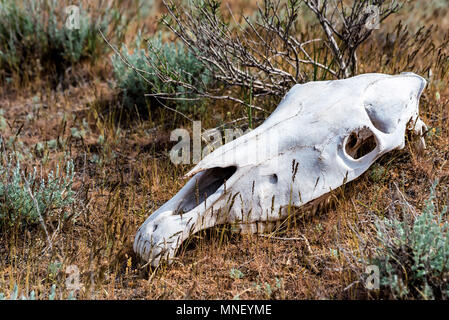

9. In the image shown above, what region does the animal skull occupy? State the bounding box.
[134,72,427,267]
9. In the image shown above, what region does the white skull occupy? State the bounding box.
[134,72,427,267]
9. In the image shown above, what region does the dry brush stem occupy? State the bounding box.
[141,0,401,109]
[304,0,401,77]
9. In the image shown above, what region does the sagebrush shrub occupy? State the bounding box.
[112,32,212,112]
[0,154,76,227]
[0,0,119,82]
[372,181,449,299]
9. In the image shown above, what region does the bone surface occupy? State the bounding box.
[134,72,427,267]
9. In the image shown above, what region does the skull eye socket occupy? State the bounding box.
[344,128,377,160]
[175,166,237,214]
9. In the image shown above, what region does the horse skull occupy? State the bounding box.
[134,72,427,267]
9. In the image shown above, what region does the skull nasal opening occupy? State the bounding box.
[344,128,377,160]
[175,166,237,214]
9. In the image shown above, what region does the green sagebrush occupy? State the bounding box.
[0,0,116,80]
[372,180,449,299]
[0,154,76,227]
[111,32,212,112]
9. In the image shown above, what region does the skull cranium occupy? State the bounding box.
[134,72,427,267]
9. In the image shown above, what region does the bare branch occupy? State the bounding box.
[128,0,403,110]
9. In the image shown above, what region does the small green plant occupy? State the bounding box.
[369,164,387,183]
[229,268,244,280]
[0,153,76,228]
[112,32,211,113]
[48,261,63,280]
[250,277,284,299]
[371,180,449,299]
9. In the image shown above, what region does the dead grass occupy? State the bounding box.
[0,0,448,300]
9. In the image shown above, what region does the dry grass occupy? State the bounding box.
[0,0,448,300]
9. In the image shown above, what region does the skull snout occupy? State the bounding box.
[133,212,181,265]
[134,166,239,266]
